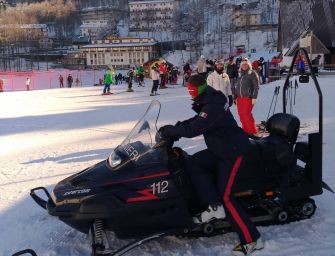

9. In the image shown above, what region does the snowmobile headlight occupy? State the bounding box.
[108,151,122,168]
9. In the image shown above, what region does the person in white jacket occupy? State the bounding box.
[207,61,233,107]
[196,55,208,78]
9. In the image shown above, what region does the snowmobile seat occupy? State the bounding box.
[266,113,300,144]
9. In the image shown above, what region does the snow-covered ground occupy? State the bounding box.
[0,76,334,256]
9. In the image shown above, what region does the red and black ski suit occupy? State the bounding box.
[160,86,260,244]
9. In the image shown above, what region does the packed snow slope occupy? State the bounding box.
[0,77,334,256]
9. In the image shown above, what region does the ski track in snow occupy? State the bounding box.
[0,77,335,256]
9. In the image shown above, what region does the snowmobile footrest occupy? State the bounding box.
[12,249,38,256]
[30,187,51,210]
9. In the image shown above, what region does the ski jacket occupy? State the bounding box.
[150,69,160,81]
[136,66,144,75]
[162,86,250,159]
[196,58,207,73]
[206,71,232,98]
[104,73,113,85]
[235,70,259,99]
[226,61,239,79]
[159,64,166,74]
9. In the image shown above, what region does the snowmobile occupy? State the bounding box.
[27,48,333,256]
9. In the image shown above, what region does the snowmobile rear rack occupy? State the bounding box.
[30,187,51,210]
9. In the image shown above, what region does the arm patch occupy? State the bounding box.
[199,112,208,118]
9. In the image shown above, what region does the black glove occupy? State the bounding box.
[159,125,180,141]
[228,95,233,107]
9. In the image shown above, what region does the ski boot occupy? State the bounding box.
[127,88,134,92]
[232,237,264,256]
[193,203,226,223]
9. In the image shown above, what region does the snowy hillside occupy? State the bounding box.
[0,76,335,256]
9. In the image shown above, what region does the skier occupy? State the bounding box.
[206,60,233,107]
[25,77,31,91]
[196,55,207,78]
[150,64,160,96]
[59,75,64,88]
[226,56,239,96]
[102,69,113,95]
[126,67,135,92]
[159,74,263,256]
[136,64,145,87]
[235,58,260,138]
[67,74,73,88]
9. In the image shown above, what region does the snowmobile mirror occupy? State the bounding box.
[12,249,38,256]
[299,75,309,83]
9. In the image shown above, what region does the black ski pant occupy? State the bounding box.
[151,80,159,93]
[186,149,260,244]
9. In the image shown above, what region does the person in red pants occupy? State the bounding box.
[235,58,260,138]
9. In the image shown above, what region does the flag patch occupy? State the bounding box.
[199,112,208,118]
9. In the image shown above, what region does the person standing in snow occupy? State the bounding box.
[206,60,233,107]
[196,55,207,78]
[126,67,135,92]
[67,74,73,88]
[159,62,167,89]
[236,56,242,69]
[235,58,260,138]
[150,64,160,96]
[102,69,113,95]
[136,64,145,87]
[296,54,305,74]
[75,77,81,87]
[183,63,192,86]
[0,79,3,92]
[226,56,239,96]
[25,77,31,91]
[59,75,64,88]
[158,74,263,256]
[311,55,322,75]
[257,57,266,84]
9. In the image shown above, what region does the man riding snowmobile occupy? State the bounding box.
[159,74,263,256]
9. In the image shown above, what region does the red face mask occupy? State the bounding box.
[187,83,199,98]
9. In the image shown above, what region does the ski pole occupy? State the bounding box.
[272,86,280,116]
[294,79,299,105]
[266,86,278,121]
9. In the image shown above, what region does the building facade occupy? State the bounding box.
[80,20,109,38]
[80,37,160,69]
[129,0,177,32]
[233,9,262,27]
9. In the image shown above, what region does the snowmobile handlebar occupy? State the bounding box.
[30,187,51,210]
[154,131,177,149]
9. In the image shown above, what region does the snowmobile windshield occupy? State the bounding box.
[108,100,167,169]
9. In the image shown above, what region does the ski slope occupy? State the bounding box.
[0,76,334,256]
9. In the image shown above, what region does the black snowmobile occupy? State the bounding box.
[24,48,332,256]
